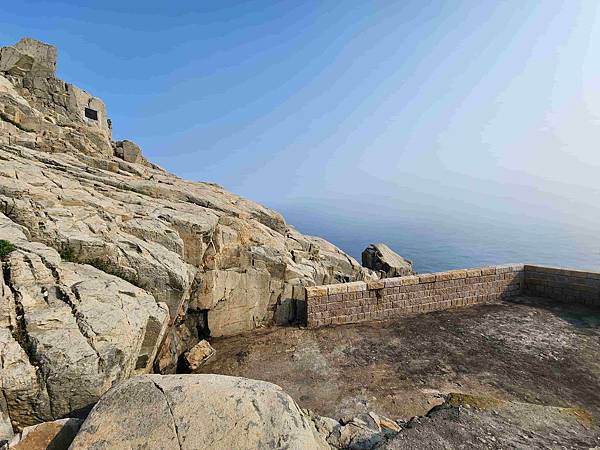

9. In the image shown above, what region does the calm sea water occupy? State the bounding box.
[278,205,600,274]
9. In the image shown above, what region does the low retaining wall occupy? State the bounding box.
[305,264,600,328]
[305,264,524,328]
[524,265,600,306]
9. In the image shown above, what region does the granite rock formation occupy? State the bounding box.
[69,374,405,450]
[361,243,414,278]
[0,213,169,437]
[69,374,331,450]
[0,37,374,436]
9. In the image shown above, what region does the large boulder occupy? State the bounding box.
[361,243,414,278]
[113,139,142,163]
[70,374,330,450]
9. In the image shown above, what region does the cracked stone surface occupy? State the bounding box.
[69,374,330,450]
[0,213,169,436]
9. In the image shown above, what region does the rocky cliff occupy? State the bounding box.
[0,37,374,436]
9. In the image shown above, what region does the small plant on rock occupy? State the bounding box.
[60,246,77,262]
[86,258,143,288]
[0,240,16,259]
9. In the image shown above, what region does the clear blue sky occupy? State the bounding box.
[2,1,600,238]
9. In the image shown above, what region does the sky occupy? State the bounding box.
[1,1,600,266]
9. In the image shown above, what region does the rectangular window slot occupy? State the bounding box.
[84,107,98,120]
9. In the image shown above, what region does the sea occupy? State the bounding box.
[278,204,600,274]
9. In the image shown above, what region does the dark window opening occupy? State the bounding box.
[84,107,98,121]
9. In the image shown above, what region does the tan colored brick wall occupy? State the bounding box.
[524,265,600,307]
[305,264,524,328]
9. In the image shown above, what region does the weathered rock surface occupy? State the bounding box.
[113,139,143,164]
[0,38,56,78]
[0,36,373,359]
[53,377,600,450]
[310,410,400,450]
[0,213,169,436]
[7,418,81,450]
[361,243,414,277]
[69,374,330,450]
[0,38,113,157]
[379,393,599,449]
[0,36,375,435]
[184,339,215,370]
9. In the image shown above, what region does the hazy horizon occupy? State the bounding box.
[2,1,599,270]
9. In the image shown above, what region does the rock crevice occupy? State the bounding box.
[150,379,184,450]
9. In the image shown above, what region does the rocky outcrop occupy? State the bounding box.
[63,376,600,450]
[70,374,330,450]
[0,38,56,78]
[0,213,169,436]
[0,38,113,157]
[0,37,374,354]
[0,36,376,435]
[379,393,598,449]
[361,243,414,278]
[113,139,143,164]
[0,140,372,361]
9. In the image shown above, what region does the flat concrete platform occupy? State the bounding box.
[198,296,600,422]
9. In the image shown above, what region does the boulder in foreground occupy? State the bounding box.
[69,374,329,450]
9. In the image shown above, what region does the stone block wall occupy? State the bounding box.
[524,265,600,307]
[305,264,524,328]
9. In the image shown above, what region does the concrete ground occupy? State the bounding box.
[198,297,600,425]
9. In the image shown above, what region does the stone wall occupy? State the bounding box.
[523,265,600,307]
[305,263,600,328]
[305,264,524,328]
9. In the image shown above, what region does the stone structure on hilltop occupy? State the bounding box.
[0,37,376,439]
[0,38,114,157]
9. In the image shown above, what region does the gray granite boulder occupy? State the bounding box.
[113,139,142,163]
[361,243,414,277]
[70,374,329,450]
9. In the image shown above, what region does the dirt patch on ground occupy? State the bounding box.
[198,297,600,424]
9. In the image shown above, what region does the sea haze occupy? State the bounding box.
[276,200,600,274]
[6,2,598,274]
